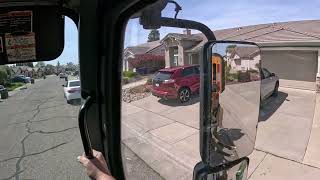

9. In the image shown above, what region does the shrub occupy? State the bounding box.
[122,77,129,84]
[129,54,165,70]
[0,66,8,85]
[146,77,153,85]
[123,71,137,78]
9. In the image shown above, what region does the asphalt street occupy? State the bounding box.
[0,76,162,180]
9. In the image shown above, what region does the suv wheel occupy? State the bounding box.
[179,88,191,103]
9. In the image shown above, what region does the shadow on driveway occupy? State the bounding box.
[258,91,288,122]
[157,94,200,107]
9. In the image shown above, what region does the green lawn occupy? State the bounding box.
[6,82,25,91]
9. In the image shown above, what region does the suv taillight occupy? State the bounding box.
[163,79,175,84]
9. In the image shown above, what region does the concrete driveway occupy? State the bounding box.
[256,87,316,162]
[121,86,320,179]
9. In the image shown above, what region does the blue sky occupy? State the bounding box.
[52,0,320,65]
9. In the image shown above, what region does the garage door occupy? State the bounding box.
[261,50,318,90]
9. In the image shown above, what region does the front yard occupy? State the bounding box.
[5,82,25,91]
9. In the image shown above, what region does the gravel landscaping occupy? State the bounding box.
[122,85,151,103]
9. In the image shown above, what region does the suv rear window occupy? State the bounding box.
[68,81,80,87]
[182,67,194,77]
[154,71,173,80]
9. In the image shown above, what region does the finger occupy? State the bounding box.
[78,155,89,165]
[93,150,102,158]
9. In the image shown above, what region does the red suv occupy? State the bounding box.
[151,65,200,103]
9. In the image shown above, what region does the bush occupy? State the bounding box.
[146,77,153,85]
[122,77,129,84]
[0,66,8,85]
[129,54,165,70]
[123,71,137,78]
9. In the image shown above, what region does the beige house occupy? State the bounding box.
[126,20,320,91]
[227,47,260,72]
[160,29,202,67]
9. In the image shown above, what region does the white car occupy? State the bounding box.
[63,80,81,104]
[261,68,279,101]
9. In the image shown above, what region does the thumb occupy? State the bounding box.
[77,155,89,165]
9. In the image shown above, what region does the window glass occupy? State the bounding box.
[262,68,271,78]
[121,1,320,179]
[0,17,85,180]
[182,67,194,77]
[122,7,202,179]
[194,66,200,74]
[69,81,80,87]
[154,71,173,80]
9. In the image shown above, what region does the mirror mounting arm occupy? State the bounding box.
[138,0,216,41]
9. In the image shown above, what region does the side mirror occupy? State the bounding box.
[200,41,261,168]
[271,73,275,77]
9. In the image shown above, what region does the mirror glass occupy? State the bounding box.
[208,42,261,166]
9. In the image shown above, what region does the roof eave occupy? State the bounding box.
[257,41,320,48]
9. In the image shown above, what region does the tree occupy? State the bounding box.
[0,66,8,85]
[147,29,160,42]
[35,62,46,68]
[45,64,55,75]
[65,62,77,72]
[226,44,237,53]
[16,62,34,67]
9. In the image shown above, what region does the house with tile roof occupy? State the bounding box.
[123,40,165,71]
[124,20,320,91]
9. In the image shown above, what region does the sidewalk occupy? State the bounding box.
[122,93,320,179]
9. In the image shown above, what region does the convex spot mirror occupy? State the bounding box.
[0,6,64,65]
[200,41,261,167]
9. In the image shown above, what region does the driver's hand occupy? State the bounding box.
[78,149,115,180]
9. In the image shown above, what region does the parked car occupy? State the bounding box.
[261,68,279,101]
[0,85,4,91]
[11,76,30,83]
[59,73,67,79]
[63,79,81,104]
[151,65,200,103]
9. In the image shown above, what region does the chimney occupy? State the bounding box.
[183,29,191,35]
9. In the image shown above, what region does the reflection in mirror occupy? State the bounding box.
[208,42,261,167]
[193,158,249,180]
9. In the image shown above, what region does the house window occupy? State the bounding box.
[173,48,178,66]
